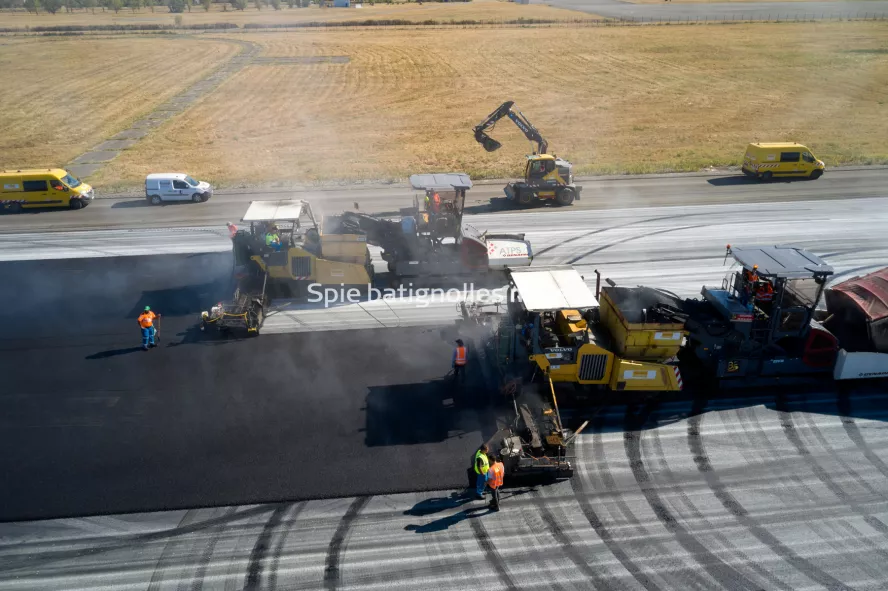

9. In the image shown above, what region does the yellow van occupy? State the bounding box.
[741,143,824,181]
[0,168,94,213]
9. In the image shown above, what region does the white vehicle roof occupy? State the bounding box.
[508,265,599,312]
[146,173,191,181]
[241,199,308,222]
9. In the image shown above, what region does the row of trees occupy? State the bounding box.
[0,0,326,13]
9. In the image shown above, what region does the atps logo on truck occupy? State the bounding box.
[488,241,527,257]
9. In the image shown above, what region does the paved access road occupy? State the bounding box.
[0,167,885,233]
[539,0,888,21]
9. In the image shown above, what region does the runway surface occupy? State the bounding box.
[1,184,887,588]
[2,390,888,590]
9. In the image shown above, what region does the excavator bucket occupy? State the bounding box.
[474,130,502,152]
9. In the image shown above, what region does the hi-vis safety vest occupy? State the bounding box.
[455,346,467,366]
[474,450,489,475]
[488,462,504,489]
[756,282,774,301]
[138,312,156,328]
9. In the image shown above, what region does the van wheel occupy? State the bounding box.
[761,172,773,182]
[69,198,83,210]
[192,193,202,203]
[5,203,22,214]
[150,195,163,206]
[809,170,823,180]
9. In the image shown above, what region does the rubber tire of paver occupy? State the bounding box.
[556,188,575,206]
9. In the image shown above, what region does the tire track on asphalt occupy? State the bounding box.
[267,502,306,591]
[468,518,519,591]
[575,411,711,590]
[527,489,617,590]
[645,407,792,591]
[147,509,200,591]
[688,397,856,591]
[623,401,762,591]
[567,224,710,264]
[243,503,290,591]
[190,507,237,591]
[532,212,714,258]
[775,392,888,562]
[836,390,888,484]
[324,496,372,591]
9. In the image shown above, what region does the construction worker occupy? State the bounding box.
[226,222,238,239]
[486,454,505,511]
[473,444,490,499]
[265,225,281,252]
[453,339,467,382]
[432,192,441,214]
[755,279,774,302]
[138,306,160,350]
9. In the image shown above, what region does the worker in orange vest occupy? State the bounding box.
[486,454,505,511]
[138,306,160,350]
[755,280,774,302]
[452,339,467,382]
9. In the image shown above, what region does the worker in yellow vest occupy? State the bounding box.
[473,444,490,499]
[486,454,505,511]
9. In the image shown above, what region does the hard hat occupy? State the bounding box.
[144,306,151,311]
[226,222,233,227]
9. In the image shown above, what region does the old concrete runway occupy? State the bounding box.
[1,172,888,589]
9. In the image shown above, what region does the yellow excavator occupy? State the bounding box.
[474,101,582,207]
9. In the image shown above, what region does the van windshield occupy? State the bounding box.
[185,176,199,187]
[61,173,82,188]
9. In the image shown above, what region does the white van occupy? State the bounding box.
[145,173,213,205]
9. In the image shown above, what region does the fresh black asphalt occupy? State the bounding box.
[0,253,493,522]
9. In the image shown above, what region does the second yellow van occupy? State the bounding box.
[0,168,94,213]
[741,142,825,181]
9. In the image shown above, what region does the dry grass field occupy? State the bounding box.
[0,37,238,169]
[626,0,875,4]
[90,21,888,188]
[0,0,593,28]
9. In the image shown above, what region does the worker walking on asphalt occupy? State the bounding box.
[474,444,490,499]
[138,306,160,351]
[453,339,467,383]
[486,454,505,511]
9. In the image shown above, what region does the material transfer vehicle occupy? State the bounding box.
[145,173,213,205]
[473,101,581,207]
[340,173,533,287]
[0,168,93,212]
[741,142,825,181]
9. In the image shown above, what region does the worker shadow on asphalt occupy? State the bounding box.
[85,346,146,360]
[403,489,535,533]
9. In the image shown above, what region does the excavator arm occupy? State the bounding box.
[473,101,549,155]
